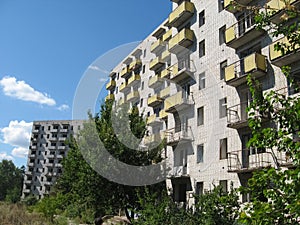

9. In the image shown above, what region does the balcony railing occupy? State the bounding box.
[159,109,168,120]
[169,59,193,82]
[147,114,162,126]
[171,166,188,178]
[266,0,300,24]
[161,50,171,62]
[144,132,165,146]
[225,14,265,49]
[126,91,139,102]
[168,1,195,28]
[162,29,173,42]
[160,68,171,79]
[227,148,293,172]
[149,56,165,71]
[148,94,163,107]
[224,0,253,13]
[119,81,129,93]
[129,60,142,71]
[150,39,165,53]
[148,74,163,89]
[120,66,131,77]
[225,53,267,87]
[269,36,300,67]
[160,86,170,99]
[166,126,193,146]
[168,28,194,53]
[164,92,194,113]
[105,94,115,101]
[127,74,141,87]
[227,102,249,129]
[106,80,116,90]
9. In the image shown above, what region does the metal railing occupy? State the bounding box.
[227,101,249,125]
[165,126,194,144]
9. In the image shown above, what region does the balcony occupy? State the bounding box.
[149,56,164,71]
[169,60,193,83]
[29,154,36,158]
[49,146,56,150]
[269,37,300,67]
[127,74,141,87]
[227,102,249,129]
[227,148,293,173]
[144,132,165,146]
[28,163,34,167]
[126,91,139,102]
[159,109,168,120]
[147,114,162,126]
[164,92,194,113]
[148,94,163,107]
[49,137,57,142]
[118,98,125,105]
[32,129,39,133]
[105,94,115,101]
[59,137,67,141]
[129,60,142,71]
[60,129,68,133]
[161,50,171,62]
[119,82,129,93]
[148,75,163,89]
[168,28,195,53]
[109,71,116,78]
[225,53,267,87]
[151,39,165,54]
[168,1,195,28]
[160,86,170,99]
[267,0,300,24]
[162,29,173,42]
[31,145,37,150]
[23,189,31,194]
[120,66,131,78]
[225,14,265,49]
[166,127,193,146]
[106,80,116,90]
[171,166,188,178]
[50,129,58,133]
[160,68,171,79]
[58,146,66,150]
[224,0,253,13]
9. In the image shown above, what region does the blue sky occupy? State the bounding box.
[0,0,171,167]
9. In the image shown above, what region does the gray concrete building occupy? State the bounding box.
[22,120,84,199]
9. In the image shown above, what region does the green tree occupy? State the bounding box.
[0,160,24,203]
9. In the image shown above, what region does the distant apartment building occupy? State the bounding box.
[105,0,299,205]
[22,120,84,199]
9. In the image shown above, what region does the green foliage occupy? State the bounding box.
[0,160,24,203]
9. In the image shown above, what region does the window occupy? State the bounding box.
[219,97,227,118]
[199,72,205,90]
[195,182,204,196]
[199,40,205,58]
[140,98,143,107]
[174,112,181,133]
[142,65,146,73]
[219,180,228,192]
[219,25,226,45]
[220,60,227,80]
[220,138,228,160]
[197,144,204,163]
[199,10,205,27]
[197,107,204,126]
[218,0,224,12]
[117,73,119,80]
[141,81,144,90]
[143,49,146,58]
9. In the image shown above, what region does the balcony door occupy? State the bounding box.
[240,90,251,122]
[242,134,251,168]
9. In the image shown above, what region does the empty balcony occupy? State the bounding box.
[267,0,300,24]
[160,68,171,79]
[171,166,188,178]
[166,127,193,146]
[120,66,131,78]
[225,53,267,87]
[126,91,139,102]
[160,86,170,99]
[169,60,193,83]
[129,60,142,71]
[147,114,162,126]
[162,29,173,42]
[227,102,249,129]
[105,94,115,101]
[149,56,164,71]
[168,1,195,28]
[225,14,265,49]
[168,28,195,53]
[224,0,253,13]
[148,94,163,107]
[144,132,165,146]
[161,50,171,62]
[148,74,163,89]
[106,80,116,90]
[159,109,168,120]
[269,37,300,67]
[127,74,141,87]
[151,39,165,54]
[119,82,129,93]
[164,92,194,113]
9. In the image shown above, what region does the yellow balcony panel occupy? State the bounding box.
[269,37,300,67]
[147,114,162,126]
[267,0,300,24]
[127,74,141,87]
[118,98,125,105]
[109,71,116,78]
[149,56,164,71]
[225,15,265,49]
[170,61,193,83]
[127,91,139,102]
[144,132,165,146]
[159,109,168,119]
[129,60,142,71]
[168,1,195,28]
[148,94,163,107]
[106,80,116,90]
[161,68,171,79]
[119,82,129,93]
[164,92,193,113]
[151,39,165,53]
[149,75,163,89]
[120,66,130,78]
[161,50,171,62]
[225,53,267,87]
[160,86,170,99]
[105,94,114,101]
[169,28,194,53]
[162,29,173,42]
[224,0,253,13]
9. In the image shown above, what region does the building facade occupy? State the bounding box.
[22,120,83,199]
[106,0,299,204]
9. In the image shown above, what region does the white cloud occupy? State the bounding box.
[0,120,32,158]
[88,65,109,74]
[0,152,13,161]
[0,76,56,106]
[57,104,70,111]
